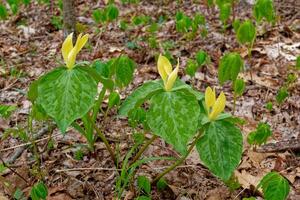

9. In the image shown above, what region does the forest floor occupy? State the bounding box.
[0,0,300,199]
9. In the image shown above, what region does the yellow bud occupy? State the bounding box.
[209,91,226,120]
[157,54,172,82]
[205,86,216,109]
[164,61,179,91]
[61,33,74,64]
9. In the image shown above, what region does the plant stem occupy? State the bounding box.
[152,131,202,184]
[129,135,158,167]
[93,124,117,166]
[233,93,237,115]
[92,87,107,123]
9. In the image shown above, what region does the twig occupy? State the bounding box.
[3,126,51,164]
[55,167,121,173]
[0,156,28,185]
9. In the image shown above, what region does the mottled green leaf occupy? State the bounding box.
[247,122,272,145]
[196,120,243,181]
[37,66,97,133]
[253,0,276,23]
[258,172,290,200]
[147,90,200,154]
[218,52,244,84]
[137,176,151,195]
[30,182,48,200]
[119,80,163,116]
[236,20,256,45]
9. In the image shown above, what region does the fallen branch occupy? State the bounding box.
[256,139,300,153]
[3,126,51,164]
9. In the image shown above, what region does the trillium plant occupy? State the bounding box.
[119,54,243,183]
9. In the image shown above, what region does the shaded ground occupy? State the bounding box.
[0,0,300,199]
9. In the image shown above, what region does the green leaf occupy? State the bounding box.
[0,4,7,20]
[92,9,106,23]
[115,56,136,88]
[218,52,244,85]
[108,91,120,109]
[276,87,288,104]
[14,188,26,200]
[233,78,245,97]
[136,196,151,200]
[128,107,147,128]
[0,104,17,118]
[156,178,168,191]
[30,182,48,200]
[106,4,119,21]
[258,172,290,200]
[137,176,151,195]
[119,80,163,116]
[296,56,300,70]
[253,0,276,23]
[196,120,243,181]
[247,122,272,145]
[265,102,273,111]
[219,3,231,24]
[185,59,198,77]
[233,19,241,32]
[37,66,97,133]
[147,90,200,155]
[236,20,256,45]
[195,50,208,66]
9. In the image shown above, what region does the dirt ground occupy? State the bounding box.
[0,0,300,199]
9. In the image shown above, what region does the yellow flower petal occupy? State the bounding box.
[61,33,74,64]
[157,54,172,82]
[65,33,89,69]
[165,62,179,91]
[209,91,226,120]
[74,34,89,54]
[205,86,216,109]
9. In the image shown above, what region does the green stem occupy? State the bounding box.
[93,124,117,166]
[92,87,107,123]
[129,135,158,167]
[233,93,237,115]
[152,131,202,184]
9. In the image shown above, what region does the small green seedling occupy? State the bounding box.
[0,3,7,20]
[265,102,273,111]
[137,176,151,197]
[276,87,288,104]
[233,78,245,113]
[218,52,244,85]
[247,122,272,146]
[0,104,17,118]
[253,0,276,24]
[258,172,290,200]
[236,20,256,56]
[92,4,119,24]
[30,182,48,200]
[296,56,300,70]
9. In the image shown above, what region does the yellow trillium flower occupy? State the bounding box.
[157,54,179,91]
[61,33,89,69]
[205,86,226,120]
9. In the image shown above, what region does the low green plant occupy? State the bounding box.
[276,87,289,105]
[30,182,48,200]
[247,122,272,146]
[0,104,17,118]
[92,4,119,24]
[175,11,207,39]
[296,56,300,70]
[253,0,276,24]
[186,50,209,77]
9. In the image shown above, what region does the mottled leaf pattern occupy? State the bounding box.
[147,90,200,154]
[196,120,243,181]
[118,80,163,117]
[37,66,97,132]
[258,172,290,200]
